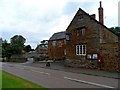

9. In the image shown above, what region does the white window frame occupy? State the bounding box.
[77,28,85,36]
[64,49,66,55]
[52,41,56,47]
[64,39,66,44]
[76,45,86,55]
[66,34,70,41]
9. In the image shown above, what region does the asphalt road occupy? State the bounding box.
[2,62,119,89]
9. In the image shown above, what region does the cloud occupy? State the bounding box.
[119,1,120,26]
[63,2,79,15]
[102,1,118,27]
[0,0,119,48]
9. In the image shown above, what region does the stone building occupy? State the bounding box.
[48,31,66,60]
[48,1,120,71]
[65,1,119,71]
[35,40,48,55]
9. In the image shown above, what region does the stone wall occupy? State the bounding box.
[100,43,119,71]
[10,58,26,63]
[64,59,98,69]
[10,54,26,63]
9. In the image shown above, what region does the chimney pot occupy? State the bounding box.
[100,1,102,7]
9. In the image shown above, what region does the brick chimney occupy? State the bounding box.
[98,1,104,24]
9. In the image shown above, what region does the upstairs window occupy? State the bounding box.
[76,44,86,55]
[78,14,84,21]
[52,41,56,47]
[66,33,70,41]
[77,28,85,36]
[58,41,63,47]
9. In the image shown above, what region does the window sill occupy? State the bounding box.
[76,54,86,56]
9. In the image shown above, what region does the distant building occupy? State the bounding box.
[35,40,48,56]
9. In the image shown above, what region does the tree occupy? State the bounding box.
[10,35,26,54]
[2,40,13,59]
[24,45,32,52]
[40,40,48,45]
[110,27,120,36]
[11,35,26,46]
[11,44,23,54]
[2,35,27,60]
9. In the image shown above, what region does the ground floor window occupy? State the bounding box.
[76,44,86,55]
[64,49,66,55]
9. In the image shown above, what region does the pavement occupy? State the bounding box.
[23,61,120,79]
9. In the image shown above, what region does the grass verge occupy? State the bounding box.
[2,70,47,89]
[0,70,2,89]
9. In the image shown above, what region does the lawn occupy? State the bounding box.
[0,70,2,89]
[2,70,47,89]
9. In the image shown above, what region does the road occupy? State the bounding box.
[2,62,119,89]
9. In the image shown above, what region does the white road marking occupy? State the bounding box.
[31,70,50,75]
[64,77,116,88]
[20,68,25,70]
[4,63,51,75]
[10,64,51,75]
[23,66,27,67]
[45,73,51,75]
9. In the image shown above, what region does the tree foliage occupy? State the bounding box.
[110,27,120,36]
[10,35,26,54]
[2,40,12,59]
[23,45,32,52]
[2,35,26,59]
[40,40,48,45]
[11,35,26,46]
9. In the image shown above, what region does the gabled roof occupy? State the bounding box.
[35,44,48,50]
[66,8,119,37]
[49,31,66,41]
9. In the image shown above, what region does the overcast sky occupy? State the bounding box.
[0,0,119,49]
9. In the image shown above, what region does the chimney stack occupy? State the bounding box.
[98,1,104,24]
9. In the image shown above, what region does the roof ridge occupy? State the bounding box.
[49,31,66,41]
[54,31,65,34]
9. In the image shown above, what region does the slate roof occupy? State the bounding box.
[49,31,66,41]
